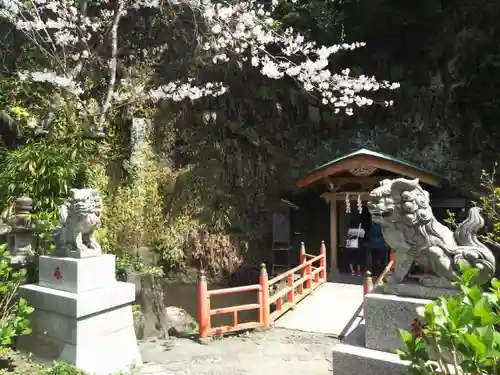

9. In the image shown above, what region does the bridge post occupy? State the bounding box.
[259,264,270,328]
[299,242,306,265]
[305,261,312,290]
[286,273,294,303]
[320,240,327,282]
[363,270,373,318]
[197,270,210,338]
[298,242,306,294]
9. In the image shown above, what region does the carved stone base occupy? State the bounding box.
[375,280,457,299]
[18,255,141,375]
[66,248,102,259]
[365,292,431,353]
[38,255,116,293]
[332,342,408,375]
[418,274,455,289]
[7,254,33,266]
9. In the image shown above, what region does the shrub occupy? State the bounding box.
[0,355,122,375]
[397,262,500,375]
[478,165,500,244]
[41,361,86,375]
[0,244,33,355]
[0,137,96,218]
[115,252,164,279]
[95,134,195,275]
[189,231,244,278]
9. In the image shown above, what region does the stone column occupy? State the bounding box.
[130,117,151,170]
[6,196,35,265]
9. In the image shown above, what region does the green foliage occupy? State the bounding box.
[0,0,497,285]
[7,106,37,130]
[443,210,456,230]
[445,163,500,247]
[397,261,500,375]
[98,139,188,272]
[478,165,500,244]
[115,252,164,279]
[100,136,245,277]
[41,361,86,375]
[0,132,100,261]
[0,136,98,217]
[0,244,34,354]
[31,211,58,256]
[0,354,127,375]
[0,77,50,134]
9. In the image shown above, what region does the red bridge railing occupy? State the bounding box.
[197,241,327,338]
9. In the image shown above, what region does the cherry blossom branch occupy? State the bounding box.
[0,0,400,137]
[97,0,127,136]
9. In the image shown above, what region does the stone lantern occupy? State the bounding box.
[6,196,35,265]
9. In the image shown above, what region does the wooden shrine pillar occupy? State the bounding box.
[329,200,338,273]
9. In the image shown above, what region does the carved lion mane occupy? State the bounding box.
[55,188,102,257]
[367,178,496,286]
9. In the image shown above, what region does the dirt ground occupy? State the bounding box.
[134,328,337,375]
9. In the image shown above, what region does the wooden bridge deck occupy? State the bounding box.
[274,282,363,337]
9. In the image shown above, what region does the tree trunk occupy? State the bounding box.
[138,274,170,339]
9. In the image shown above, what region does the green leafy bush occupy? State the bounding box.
[397,262,500,374]
[478,165,500,244]
[0,244,34,354]
[97,140,187,272]
[41,361,86,375]
[0,137,96,218]
[31,211,58,256]
[115,252,164,279]
[445,164,500,246]
[0,355,126,375]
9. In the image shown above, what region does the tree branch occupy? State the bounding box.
[96,0,127,137]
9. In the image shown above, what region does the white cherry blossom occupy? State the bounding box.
[0,0,400,134]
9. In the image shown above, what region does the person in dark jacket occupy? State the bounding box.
[369,222,387,275]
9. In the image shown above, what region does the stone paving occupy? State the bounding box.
[275,282,363,336]
[133,328,337,375]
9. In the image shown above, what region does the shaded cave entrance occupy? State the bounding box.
[279,148,468,280]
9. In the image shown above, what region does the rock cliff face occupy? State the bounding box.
[331,0,500,184]
[162,1,500,258]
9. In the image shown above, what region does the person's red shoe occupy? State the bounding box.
[351,270,356,276]
[357,270,362,276]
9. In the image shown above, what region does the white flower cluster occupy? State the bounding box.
[197,0,400,114]
[149,81,227,102]
[3,0,109,46]
[113,78,227,103]
[18,70,83,95]
[0,0,400,133]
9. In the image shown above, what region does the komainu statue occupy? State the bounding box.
[53,188,102,258]
[367,178,496,287]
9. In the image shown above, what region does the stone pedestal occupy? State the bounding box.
[365,293,431,353]
[332,340,409,375]
[332,285,456,375]
[374,282,457,299]
[18,255,142,375]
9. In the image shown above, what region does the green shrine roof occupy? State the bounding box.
[297,148,442,188]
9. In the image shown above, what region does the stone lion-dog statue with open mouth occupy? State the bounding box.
[367,178,496,287]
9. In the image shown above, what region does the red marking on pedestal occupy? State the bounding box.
[411,317,422,338]
[54,265,63,280]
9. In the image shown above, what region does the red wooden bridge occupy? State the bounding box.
[196,242,394,338]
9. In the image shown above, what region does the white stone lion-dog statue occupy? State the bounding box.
[53,188,102,258]
[367,178,496,287]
